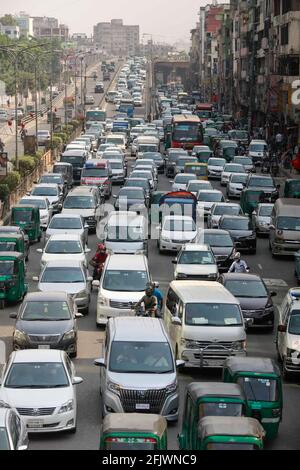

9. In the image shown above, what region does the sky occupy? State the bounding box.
[1,0,216,44]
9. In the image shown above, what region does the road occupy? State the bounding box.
[0,65,299,450]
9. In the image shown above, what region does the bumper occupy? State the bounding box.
[242,310,274,327]
[23,410,76,433]
[180,347,246,368]
[233,238,256,252]
[96,305,135,325]
[159,240,193,252]
[272,242,300,255]
[284,356,300,373]
[102,390,179,421]
[13,339,77,354]
[208,170,222,179]
[227,187,242,197]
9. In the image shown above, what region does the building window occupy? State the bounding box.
[274,0,280,16]
[282,0,292,14]
[280,24,289,45]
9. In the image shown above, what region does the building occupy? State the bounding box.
[0,23,20,39]
[93,19,139,56]
[15,11,33,38]
[32,16,69,41]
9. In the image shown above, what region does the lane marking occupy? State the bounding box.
[263,278,288,287]
[258,264,263,270]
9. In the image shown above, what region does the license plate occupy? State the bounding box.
[27,420,43,428]
[136,404,150,410]
[38,345,50,349]
[205,359,224,367]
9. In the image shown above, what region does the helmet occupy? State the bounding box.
[145,286,154,296]
[234,252,241,260]
[97,243,106,253]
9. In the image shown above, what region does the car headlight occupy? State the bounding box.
[208,273,217,279]
[63,330,76,341]
[275,237,284,244]
[162,236,171,242]
[232,340,246,351]
[0,400,10,408]
[58,399,74,414]
[286,348,296,358]
[14,330,27,342]
[165,381,177,394]
[98,295,109,306]
[181,338,199,349]
[107,381,121,394]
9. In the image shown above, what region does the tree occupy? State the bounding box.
[0,15,18,26]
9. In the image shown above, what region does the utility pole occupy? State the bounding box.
[248,0,256,133]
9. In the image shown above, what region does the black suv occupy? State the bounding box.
[245,175,280,202]
[219,215,257,254]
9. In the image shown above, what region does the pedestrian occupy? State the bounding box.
[275,131,283,151]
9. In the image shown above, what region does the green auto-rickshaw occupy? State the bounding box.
[178,382,247,450]
[0,252,28,309]
[284,179,300,198]
[197,416,265,450]
[0,233,28,261]
[223,357,283,440]
[196,149,213,164]
[100,414,168,450]
[223,146,237,163]
[11,205,41,243]
[240,189,265,216]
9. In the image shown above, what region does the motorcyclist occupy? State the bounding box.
[89,243,108,280]
[134,285,158,317]
[152,281,163,317]
[228,252,249,273]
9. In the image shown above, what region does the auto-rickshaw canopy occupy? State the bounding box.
[198,416,265,440]
[224,357,281,377]
[102,413,167,437]
[187,382,245,402]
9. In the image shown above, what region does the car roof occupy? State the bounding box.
[169,281,238,303]
[46,233,81,241]
[20,196,48,201]
[163,215,194,221]
[43,260,83,268]
[188,382,245,401]
[24,291,70,302]
[33,183,58,189]
[51,213,82,219]
[107,253,147,270]
[198,416,265,439]
[203,229,233,236]
[224,357,280,376]
[111,317,167,342]
[181,244,210,251]
[198,189,222,194]
[221,273,263,282]
[11,349,64,363]
[102,413,167,436]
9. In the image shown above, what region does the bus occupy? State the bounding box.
[85,109,106,122]
[194,103,213,122]
[171,115,203,151]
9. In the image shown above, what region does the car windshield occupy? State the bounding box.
[235,158,252,166]
[22,301,71,320]
[107,226,145,241]
[109,341,174,373]
[224,165,244,173]
[125,180,148,190]
[199,402,243,418]
[185,303,242,326]
[139,145,158,153]
[178,251,214,265]
[82,168,108,177]
[106,138,123,145]
[225,279,267,298]
[258,205,273,216]
[12,211,32,222]
[5,363,69,388]
[231,174,247,184]
[61,156,84,165]
[32,187,57,196]
[49,217,82,229]
[221,218,251,230]
[204,233,233,247]
[177,158,197,167]
[213,205,241,216]
[288,313,300,335]
[175,175,193,184]
[209,159,225,167]
[198,192,223,202]
[110,161,123,169]
[163,219,196,232]
[20,199,47,209]
[237,377,278,402]
[102,269,149,292]
[277,217,300,231]
[248,177,274,188]
[64,196,95,209]
[0,261,15,275]
[188,182,211,192]
[41,267,84,283]
[250,144,267,152]
[40,176,62,184]
[0,428,10,450]
[119,189,144,199]
[45,240,82,254]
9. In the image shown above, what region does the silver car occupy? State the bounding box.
[45,214,89,246]
[34,260,92,314]
[0,407,28,450]
[95,317,183,422]
[252,203,274,235]
[226,173,248,199]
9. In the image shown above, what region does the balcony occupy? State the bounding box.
[273,10,300,27]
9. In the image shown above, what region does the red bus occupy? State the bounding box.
[194,103,213,122]
[171,115,203,151]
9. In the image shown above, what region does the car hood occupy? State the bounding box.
[116,198,145,208]
[175,264,218,275]
[208,165,223,171]
[286,333,300,352]
[16,319,74,335]
[182,325,245,341]
[172,184,187,191]
[256,216,271,224]
[227,229,252,238]
[46,228,84,238]
[235,296,268,310]
[106,241,144,254]
[62,209,94,217]
[100,288,145,302]
[41,253,86,265]
[38,282,87,295]
[0,387,73,409]
[210,246,234,257]
[162,229,196,241]
[107,372,176,389]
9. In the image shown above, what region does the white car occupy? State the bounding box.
[186,180,213,196]
[221,163,246,186]
[173,243,218,280]
[19,196,52,229]
[0,349,83,433]
[170,173,195,191]
[45,214,89,246]
[36,130,50,146]
[196,190,225,218]
[226,173,248,198]
[158,215,197,253]
[207,203,243,229]
[207,157,226,179]
[248,139,268,165]
[30,184,62,212]
[37,234,90,269]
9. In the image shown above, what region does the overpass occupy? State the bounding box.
[152,60,191,90]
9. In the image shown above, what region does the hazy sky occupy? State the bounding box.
[1,0,216,43]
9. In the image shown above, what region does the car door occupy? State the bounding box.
[277,299,290,358]
[65,354,77,412]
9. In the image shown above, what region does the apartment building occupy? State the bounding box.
[32,16,69,41]
[93,19,139,56]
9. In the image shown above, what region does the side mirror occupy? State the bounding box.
[9,312,17,319]
[176,360,185,368]
[94,358,106,367]
[36,248,43,253]
[85,248,91,253]
[92,280,100,288]
[172,259,177,264]
[72,376,83,385]
[32,276,39,282]
[18,445,28,451]
[270,291,277,297]
[87,276,93,282]
[84,224,89,230]
[171,316,182,326]
[75,312,84,318]
[278,324,287,333]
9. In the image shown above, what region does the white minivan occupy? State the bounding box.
[95,254,151,326]
[164,281,247,369]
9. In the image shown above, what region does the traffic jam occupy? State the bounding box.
[0,56,299,451]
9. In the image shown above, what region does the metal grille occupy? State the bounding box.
[110,300,133,309]
[28,334,60,344]
[192,340,235,349]
[119,388,167,414]
[17,407,55,416]
[170,240,184,244]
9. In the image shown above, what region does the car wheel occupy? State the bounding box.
[82,304,89,315]
[0,299,5,309]
[68,425,77,434]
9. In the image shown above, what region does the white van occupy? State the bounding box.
[95,254,151,326]
[131,136,160,156]
[101,211,148,255]
[105,133,126,152]
[164,281,247,368]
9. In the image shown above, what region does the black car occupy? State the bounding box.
[245,175,280,202]
[114,187,148,212]
[202,229,236,272]
[10,291,81,357]
[142,152,165,173]
[218,215,256,253]
[124,177,151,197]
[218,273,276,329]
[95,82,104,93]
[60,151,88,185]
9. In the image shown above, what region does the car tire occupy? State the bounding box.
[70,349,77,359]
[68,425,77,434]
